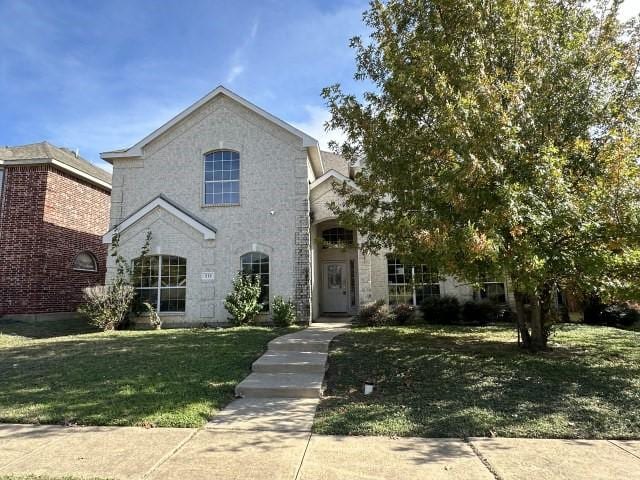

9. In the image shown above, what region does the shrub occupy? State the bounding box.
[391,303,415,325]
[461,300,499,325]
[601,303,640,327]
[224,273,263,325]
[420,296,460,324]
[355,299,392,326]
[78,284,135,331]
[272,296,296,326]
[583,296,640,327]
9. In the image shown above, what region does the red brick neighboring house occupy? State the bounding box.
[0,142,112,319]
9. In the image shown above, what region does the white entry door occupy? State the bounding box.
[322,262,348,313]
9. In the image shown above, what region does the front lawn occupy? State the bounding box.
[314,324,640,439]
[0,318,296,427]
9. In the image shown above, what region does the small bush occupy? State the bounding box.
[421,296,460,324]
[601,303,640,327]
[224,273,263,325]
[391,303,415,325]
[583,297,640,327]
[78,284,135,331]
[272,296,296,326]
[355,299,392,326]
[461,300,499,325]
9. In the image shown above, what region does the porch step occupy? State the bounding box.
[252,352,328,374]
[235,372,324,398]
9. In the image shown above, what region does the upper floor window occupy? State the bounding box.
[204,150,239,205]
[241,252,269,311]
[73,251,97,272]
[387,256,440,306]
[132,255,187,313]
[0,169,4,199]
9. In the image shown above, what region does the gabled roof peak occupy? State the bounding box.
[100,85,319,162]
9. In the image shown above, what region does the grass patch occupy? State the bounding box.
[314,324,640,439]
[0,318,297,427]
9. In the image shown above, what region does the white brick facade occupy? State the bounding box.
[104,87,514,326]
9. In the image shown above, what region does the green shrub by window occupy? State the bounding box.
[391,303,415,325]
[224,273,263,325]
[272,296,296,326]
[355,299,391,326]
[420,296,460,324]
[461,300,499,325]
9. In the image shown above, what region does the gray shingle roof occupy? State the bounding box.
[0,141,112,186]
[320,150,350,177]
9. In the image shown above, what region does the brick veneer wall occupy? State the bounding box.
[0,165,110,315]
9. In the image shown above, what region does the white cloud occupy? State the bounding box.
[292,105,347,150]
[226,65,245,83]
[225,17,260,85]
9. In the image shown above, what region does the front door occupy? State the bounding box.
[322,262,348,313]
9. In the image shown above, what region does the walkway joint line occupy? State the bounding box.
[0,426,72,472]
[466,437,503,480]
[607,439,640,461]
[293,432,313,480]
[141,427,199,479]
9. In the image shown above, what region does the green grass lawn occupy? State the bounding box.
[0,318,296,428]
[313,324,640,439]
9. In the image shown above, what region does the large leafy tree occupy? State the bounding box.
[325,0,640,349]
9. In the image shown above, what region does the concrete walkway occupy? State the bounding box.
[2,323,640,479]
[2,424,640,479]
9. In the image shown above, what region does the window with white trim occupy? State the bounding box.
[132,255,186,313]
[73,251,97,272]
[476,279,507,303]
[387,256,440,306]
[204,150,239,205]
[240,252,269,311]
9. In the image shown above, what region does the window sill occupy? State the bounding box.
[73,268,98,273]
[201,203,241,208]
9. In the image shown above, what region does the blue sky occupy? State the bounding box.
[0,0,370,171]
[1,0,639,173]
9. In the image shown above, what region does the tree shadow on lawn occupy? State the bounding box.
[0,317,100,339]
[0,328,280,428]
[315,325,640,439]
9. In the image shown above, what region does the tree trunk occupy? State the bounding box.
[514,292,531,349]
[530,296,544,351]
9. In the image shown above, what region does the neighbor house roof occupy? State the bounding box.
[100,85,320,162]
[103,194,217,243]
[0,141,112,190]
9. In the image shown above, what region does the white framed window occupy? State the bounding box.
[204,150,239,205]
[73,251,98,272]
[240,252,270,311]
[132,255,187,313]
[387,256,440,306]
[0,169,4,199]
[476,279,507,303]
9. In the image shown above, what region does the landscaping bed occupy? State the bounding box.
[313,324,640,439]
[0,318,297,427]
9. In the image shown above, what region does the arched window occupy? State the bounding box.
[204,150,239,205]
[73,251,97,272]
[240,252,269,311]
[321,227,354,248]
[132,255,187,313]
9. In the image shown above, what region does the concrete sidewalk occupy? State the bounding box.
[2,424,640,479]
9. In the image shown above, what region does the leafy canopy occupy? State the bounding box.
[325,0,640,302]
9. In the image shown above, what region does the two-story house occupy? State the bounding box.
[101,86,513,326]
[0,142,111,319]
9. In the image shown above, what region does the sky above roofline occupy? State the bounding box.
[1,0,638,174]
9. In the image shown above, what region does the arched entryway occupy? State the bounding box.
[310,220,359,319]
